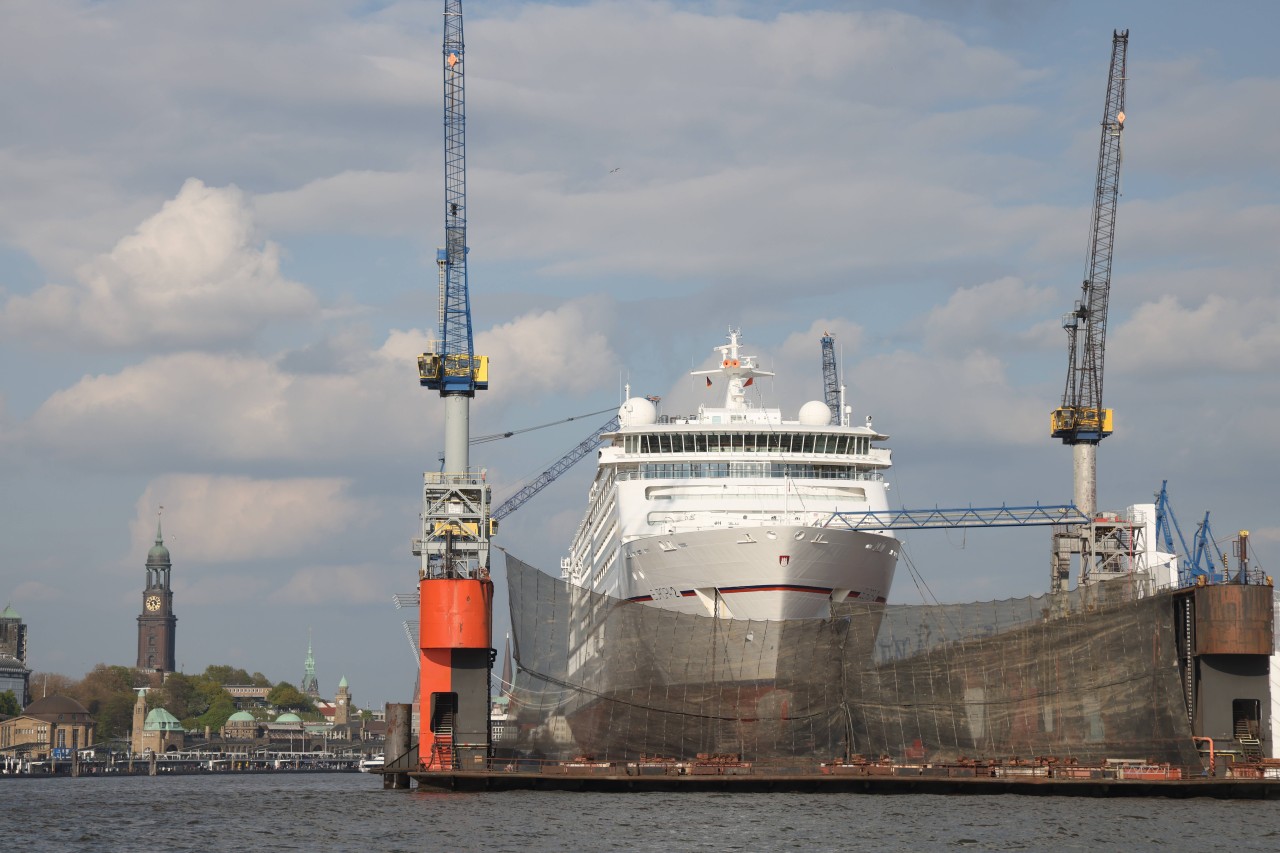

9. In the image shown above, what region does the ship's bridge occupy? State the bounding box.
[684,406,781,426]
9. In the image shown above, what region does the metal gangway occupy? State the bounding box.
[825,503,1088,531]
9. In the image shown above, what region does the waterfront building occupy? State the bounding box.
[223,684,272,708]
[265,712,312,750]
[0,695,95,760]
[130,689,185,754]
[0,603,30,707]
[222,710,262,740]
[136,515,177,673]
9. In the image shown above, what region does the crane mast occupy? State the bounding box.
[414,0,492,582]
[1051,29,1127,517]
[419,0,488,474]
[820,332,842,426]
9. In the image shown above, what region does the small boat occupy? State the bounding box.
[358,754,385,773]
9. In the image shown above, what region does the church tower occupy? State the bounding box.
[136,512,177,673]
[301,629,319,697]
[334,675,351,727]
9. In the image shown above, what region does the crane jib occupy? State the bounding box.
[1051,29,1127,446]
[422,0,487,397]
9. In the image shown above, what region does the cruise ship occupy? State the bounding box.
[535,329,903,757]
[560,329,899,650]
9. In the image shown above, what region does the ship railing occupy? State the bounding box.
[616,466,885,483]
[423,470,489,486]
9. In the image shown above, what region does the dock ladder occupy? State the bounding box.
[430,712,456,769]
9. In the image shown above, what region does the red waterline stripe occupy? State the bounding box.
[719,584,834,595]
[630,586,873,602]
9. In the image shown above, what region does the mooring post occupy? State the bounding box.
[385,702,412,789]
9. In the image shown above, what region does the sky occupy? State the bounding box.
[1,0,1277,710]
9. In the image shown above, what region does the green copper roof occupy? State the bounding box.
[0,603,18,619]
[338,675,348,689]
[275,712,303,724]
[143,707,184,731]
[226,711,255,723]
[146,515,170,563]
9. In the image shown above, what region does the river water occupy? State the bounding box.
[4,772,1280,852]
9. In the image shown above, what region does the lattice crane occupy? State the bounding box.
[820,332,841,425]
[418,0,488,475]
[492,416,622,522]
[1051,29,1128,517]
[412,0,492,582]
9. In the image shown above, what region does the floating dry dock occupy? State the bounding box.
[385,758,1280,798]
[387,563,1276,798]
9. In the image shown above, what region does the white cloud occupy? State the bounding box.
[778,319,867,368]
[12,297,616,469]
[474,297,618,396]
[855,348,1045,446]
[130,474,372,564]
[1111,293,1280,375]
[18,339,424,468]
[1,179,316,349]
[922,277,1056,353]
[1135,67,1280,184]
[254,169,433,237]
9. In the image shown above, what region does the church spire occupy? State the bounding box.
[155,506,164,545]
[301,628,319,697]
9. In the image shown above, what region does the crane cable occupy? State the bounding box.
[469,406,617,445]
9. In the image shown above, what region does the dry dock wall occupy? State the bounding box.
[504,554,1271,766]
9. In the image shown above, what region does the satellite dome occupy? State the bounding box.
[618,396,657,427]
[798,400,832,426]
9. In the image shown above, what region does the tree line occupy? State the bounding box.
[20,664,320,739]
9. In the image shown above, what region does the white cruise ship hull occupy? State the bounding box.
[621,524,897,620]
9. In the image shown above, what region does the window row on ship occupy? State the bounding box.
[620,432,874,455]
[614,461,884,481]
[569,473,616,552]
[569,489,617,570]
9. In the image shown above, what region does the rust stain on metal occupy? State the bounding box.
[1193,584,1274,656]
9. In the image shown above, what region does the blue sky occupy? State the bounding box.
[1,0,1277,707]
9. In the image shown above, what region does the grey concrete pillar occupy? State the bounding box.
[385,702,412,790]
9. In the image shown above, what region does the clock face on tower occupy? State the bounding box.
[145,595,162,612]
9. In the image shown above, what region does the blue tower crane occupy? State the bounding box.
[1153,480,1227,585]
[1153,480,1193,571]
[412,0,492,583]
[418,0,488,475]
[1190,512,1227,584]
